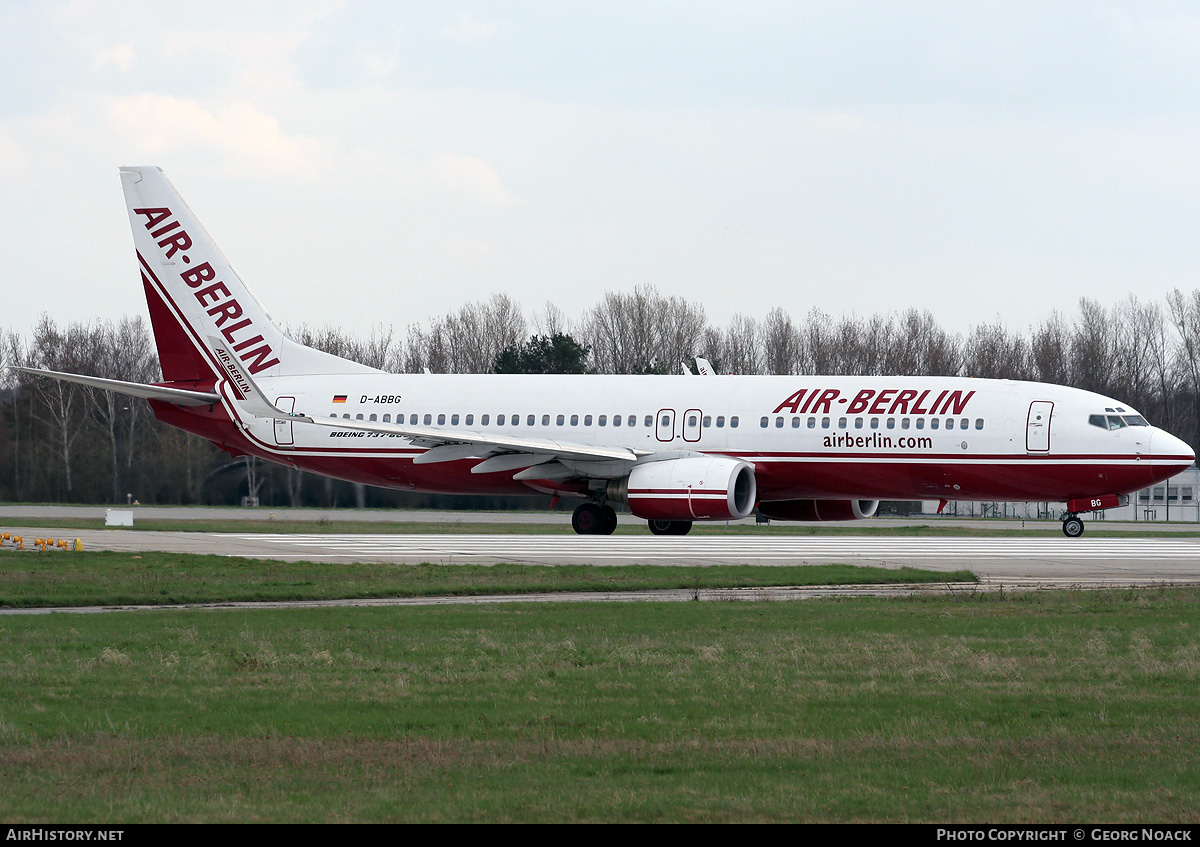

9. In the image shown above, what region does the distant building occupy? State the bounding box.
[920,466,1199,523]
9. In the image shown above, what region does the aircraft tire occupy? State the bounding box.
[572,503,603,535]
[599,505,618,535]
[1062,516,1085,538]
[648,519,693,536]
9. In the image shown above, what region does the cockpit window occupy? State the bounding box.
[1091,412,1150,429]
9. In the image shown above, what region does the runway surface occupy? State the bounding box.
[6,526,1199,582]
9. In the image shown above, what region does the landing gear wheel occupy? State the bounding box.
[1062,516,1085,538]
[572,503,603,535]
[599,505,618,535]
[648,519,693,536]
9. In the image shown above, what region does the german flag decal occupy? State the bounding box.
[332,395,348,404]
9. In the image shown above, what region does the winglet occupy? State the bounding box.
[206,335,306,421]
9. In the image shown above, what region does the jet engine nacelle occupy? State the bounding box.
[607,457,757,521]
[757,499,880,522]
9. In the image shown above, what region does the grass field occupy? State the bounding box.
[0,549,972,608]
[2,588,1198,822]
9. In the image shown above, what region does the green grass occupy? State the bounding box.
[1,589,1198,821]
[5,515,1200,536]
[0,549,972,607]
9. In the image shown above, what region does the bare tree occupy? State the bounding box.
[720,313,763,375]
[762,307,803,375]
[23,316,103,498]
[582,285,708,374]
[1030,310,1073,387]
[963,320,1030,380]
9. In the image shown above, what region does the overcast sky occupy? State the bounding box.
[2,1,1199,343]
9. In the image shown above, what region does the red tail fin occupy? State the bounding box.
[141,274,217,384]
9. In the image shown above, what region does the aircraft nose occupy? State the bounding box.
[1150,428,1195,468]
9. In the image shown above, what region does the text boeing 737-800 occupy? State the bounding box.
[15,167,1195,537]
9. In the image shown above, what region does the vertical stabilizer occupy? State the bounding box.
[120,166,379,378]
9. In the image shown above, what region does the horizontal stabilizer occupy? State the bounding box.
[12,366,220,407]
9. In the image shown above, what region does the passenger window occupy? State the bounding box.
[383,414,391,423]
[451,414,459,425]
[838,417,847,428]
[703,416,711,427]
[975,418,983,430]
[915,418,924,430]
[357,414,364,421]
[527,415,535,426]
[410,414,418,425]
[571,414,579,426]
[945,418,954,430]
[886,418,895,430]
[599,415,607,426]
[437,414,445,425]
[775,416,784,428]
[629,415,637,427]
[960,418,968,430]
[761,416,769,428]
[690,415,699,427]
[807,417,816,429]
[821,417,830,429]
[854,418,863,429]
[613,415,621,427]
[792,417,801,428]
[465,414,473,425]
[870,417,879,429]
[731,416,739,428]
[369,414,378,421]
[900,418,909,430]
[645,416,653,427]
[343,414,350,419]
[543,414,551,426]
[423,414,432,425]
[557,415,565,426]
[584,415,592,426]
[716,416,725,428]
[481,414,489,426]
[930,418,939,430]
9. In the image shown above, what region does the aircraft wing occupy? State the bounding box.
[290,413,649,463]
[207,337,650,465]
[12,366,221,407]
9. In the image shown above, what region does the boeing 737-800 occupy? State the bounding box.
[16,167,1196,537]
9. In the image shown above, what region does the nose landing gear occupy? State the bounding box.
[1061,514,1085,538]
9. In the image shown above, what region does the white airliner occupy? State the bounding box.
[16,167,1196,537]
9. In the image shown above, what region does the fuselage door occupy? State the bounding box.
[274,396,296,446]
[1026,401,1053,452]
[656,409,676,442]
[683,408,702,442]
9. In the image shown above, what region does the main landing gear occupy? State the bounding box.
[647,519,693,536]
[569,503,694,536]
[1062,514,1085,538]
[571,502,618,535]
